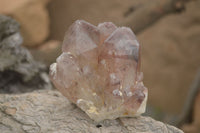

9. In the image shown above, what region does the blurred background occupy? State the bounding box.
[0,0,200,132]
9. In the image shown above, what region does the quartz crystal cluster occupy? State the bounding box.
[50,20,148,122]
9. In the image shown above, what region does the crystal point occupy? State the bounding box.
[50,21,148,122]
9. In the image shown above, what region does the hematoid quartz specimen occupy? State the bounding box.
[50,20,148,122]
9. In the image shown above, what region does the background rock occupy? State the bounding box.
[0,15,51,93]
[0,89,183,133]
[0,0,50,47]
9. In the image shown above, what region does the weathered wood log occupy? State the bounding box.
[0,90,183,133]
[176,69,200,126]
[119,0,187,34]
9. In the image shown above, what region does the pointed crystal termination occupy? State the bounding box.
[50,20,148,122]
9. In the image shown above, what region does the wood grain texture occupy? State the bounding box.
[0,90,183,133]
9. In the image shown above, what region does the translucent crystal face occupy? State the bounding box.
[50,20,148,122]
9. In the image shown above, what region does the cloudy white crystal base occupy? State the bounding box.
[76,90,148,122]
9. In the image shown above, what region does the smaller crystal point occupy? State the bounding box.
[50,20,148,122]
[62,20,100,56]
[98,22,117,43]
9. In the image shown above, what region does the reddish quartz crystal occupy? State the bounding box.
[50,20,148,122]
